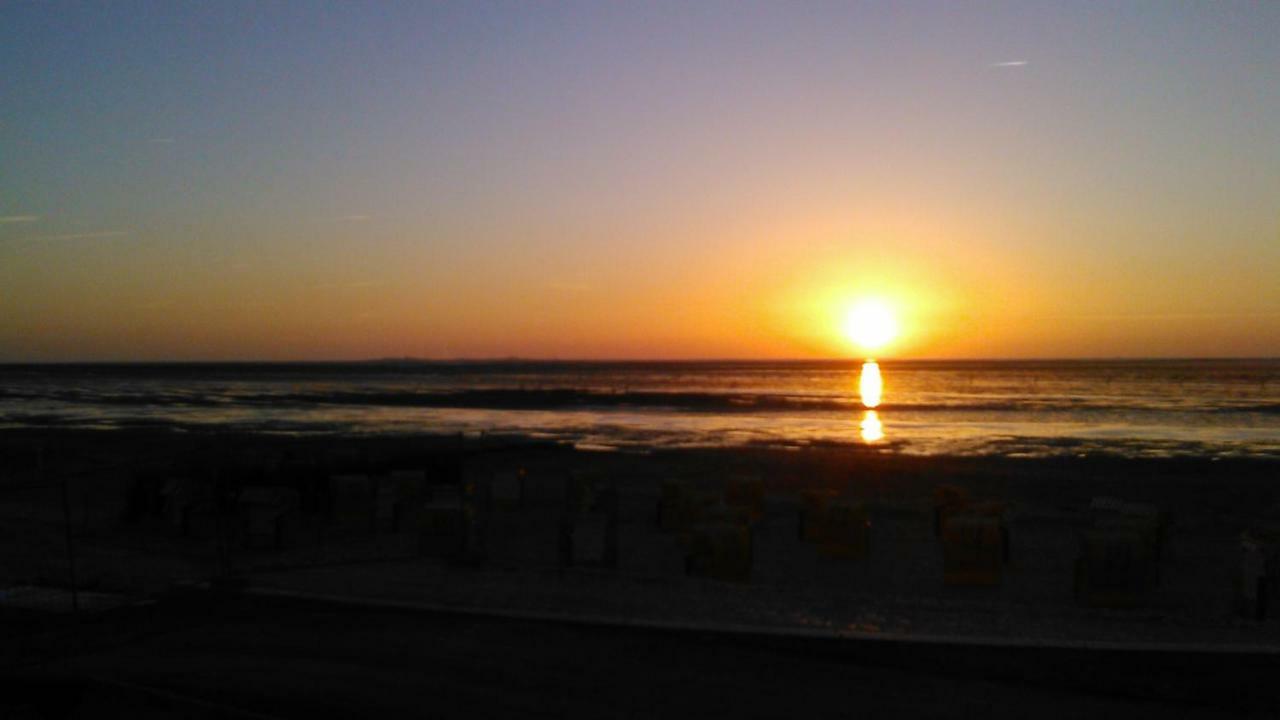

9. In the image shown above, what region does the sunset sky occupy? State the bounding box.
[3,2,1277,361]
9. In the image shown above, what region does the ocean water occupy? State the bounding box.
[0,360,1277,458]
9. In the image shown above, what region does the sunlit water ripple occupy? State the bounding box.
[1,360,1277,459]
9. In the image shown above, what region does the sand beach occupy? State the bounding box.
[4,428,1280,644]
[5,428,1280,715]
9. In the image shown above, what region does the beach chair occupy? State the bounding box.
[658,480,682,530]
[184,498,221,540]
[658,481,716,532]
[459,476,490,564]
[1074,527,1157,607]
[486,505,567,569]
[327,474,376,536]
[799,496,871,560]
[383,470,428,534]
[942,514,1003,586]
[416,485,468,560]
[374,478,398,534]
[967,500,1011,563]
[126,470,167,523]
[518,467,573,510]
[562,483,619,568]
[725,475,765,522]
[565,472,597,516]
[798,488,838,543]
[488,468,525,509]
[601,485,680,577]
[565,510,619,569]
[1089,497,1167,563]
[159,477,216,538]
[685,521,752,583]
[387,469,427,495]
[933,484,970,536]
[237,486,301,550]
[1237,529,1280,621]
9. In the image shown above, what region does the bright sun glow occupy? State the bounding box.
[843,299,898,353]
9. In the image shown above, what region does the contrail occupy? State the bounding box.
[990,60,1029,67]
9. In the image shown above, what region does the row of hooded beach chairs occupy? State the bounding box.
[144,470,434,549]
[937,487,1280,618]
[138,466,1280,619]
[933,485,1168,604]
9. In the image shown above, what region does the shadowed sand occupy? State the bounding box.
[4,428,1280,715]
[14,589,1270,718]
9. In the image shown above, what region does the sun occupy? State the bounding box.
[842,299,898,354]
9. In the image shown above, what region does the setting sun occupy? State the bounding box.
[843,299,899,354]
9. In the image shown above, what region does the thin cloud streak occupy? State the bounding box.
[990,60,1029,67]
[18,230,131,242]
[0,215,40,223]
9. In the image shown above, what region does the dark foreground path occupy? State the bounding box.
[6,591,1275,719]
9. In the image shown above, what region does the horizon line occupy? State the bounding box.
[2,355,1278,366]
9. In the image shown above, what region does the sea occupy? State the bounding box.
[0,359,1277,459]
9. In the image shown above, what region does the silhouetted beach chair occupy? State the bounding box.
[933,486,1010,564]
[416,484,468,560]
[725,475,764,522]
[1088,496,1167,563]
[1237,528,1280,621]
[488,468,525,508]
[1073,497,1165,607]
[1074,527,1157,607]
[658,480,717,532]
[159,476,217,539]
[563,483,620,568]
[685,520,752,583]
[382,470,428,534]
[942,513,1004,586]
[799,495,871,560]
[237,486,301,550]
[932,484,970,536]
[798,488,838,543]
[327,474,376,536]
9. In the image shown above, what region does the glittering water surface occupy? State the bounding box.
[1,360,1277,458]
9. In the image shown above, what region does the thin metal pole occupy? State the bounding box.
[50,446,80,614]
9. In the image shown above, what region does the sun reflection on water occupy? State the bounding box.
[858,361,886,443]
[859,361,882,408]
[860,410,884,443]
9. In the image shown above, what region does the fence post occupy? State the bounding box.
[214,468,230,580]
[49,446,80,614]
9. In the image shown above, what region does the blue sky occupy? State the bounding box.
[2,2,1278,359]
